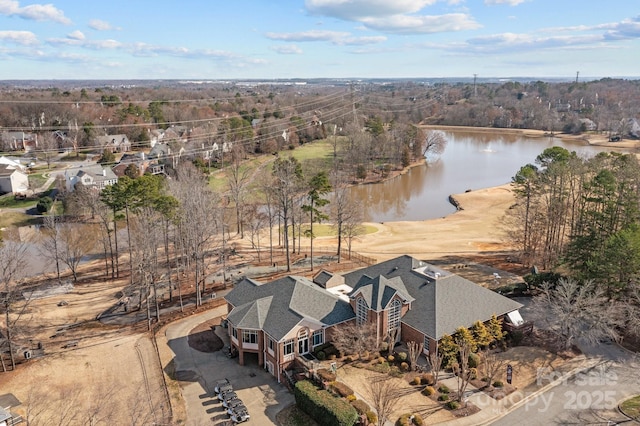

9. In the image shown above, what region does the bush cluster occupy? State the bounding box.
[329,381,354,398]
[421,386,435,396]
[314,343,340,358]
[316,368,336,382]
[294,380,358,426]
[350,399,370,415]
[396,413,424,426]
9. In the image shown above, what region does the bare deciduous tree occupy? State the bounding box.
[0,236,28,371]
[57,222,97,282]
[453,339,473,404]
[532,278,624,350]
[480,350,508,390]
[407,340,424,371]
[330,320,379,358]
[422,130,447,160]
[428,344,445,385]
[367,376,401,426]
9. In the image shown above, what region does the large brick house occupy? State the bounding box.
[224,255,523,382]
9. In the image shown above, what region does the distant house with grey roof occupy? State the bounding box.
[64,164,118,192]
[95,134,131,153]
[224,255,523,383]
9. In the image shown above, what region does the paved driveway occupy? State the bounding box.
[163,307,294,425]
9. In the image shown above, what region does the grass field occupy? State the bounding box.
[0,211,39,229]
[620,395,640,420]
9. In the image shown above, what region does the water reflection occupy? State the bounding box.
[349,131,619,222]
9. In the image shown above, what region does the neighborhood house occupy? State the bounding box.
[224,255,524,383]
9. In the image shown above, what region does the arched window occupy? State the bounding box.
[356,297,368,325]
[388,299,402,335]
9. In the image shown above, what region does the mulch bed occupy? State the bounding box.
[187,318,224,353]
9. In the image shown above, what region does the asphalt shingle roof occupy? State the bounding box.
[344,255,522,339]
[226,275,355,341]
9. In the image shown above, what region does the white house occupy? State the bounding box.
[0,164,29,194]
[64,164,118,192]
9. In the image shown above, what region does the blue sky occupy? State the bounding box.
[0,0,639,80]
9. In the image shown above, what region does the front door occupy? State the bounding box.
[298,337,309,355]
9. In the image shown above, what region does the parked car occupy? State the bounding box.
[214,378,232,394]
[225,399,245,414]
[218,389,238,403]
[221,393,241,408]
[229,406,250,423]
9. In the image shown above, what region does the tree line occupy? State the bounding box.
[508,146,640,348]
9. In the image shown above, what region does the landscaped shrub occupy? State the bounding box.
[421,373,434,385]
[346,394,356,402]
[329,354,337,360]
[378,357,386,364]
[387,355,395,363]
[345,355,354,363]
[36,196,53,213]
[329,381,354,398]
[316,351,326,360]
[413,414,424,425]
[317,368,337,382]
[468,353,480,368]
[366,411,377,425]
[422,386,435,396]
[438,394,449,402]
[396,413,412,426]
[493,380,504,388]
[469,367,478,380]
[397,351,408,362]
[379,342,389,353]
[351,399,370,414]
[294,380,358,426]
[400,362,409,371]
[446,401,460,410]
[411,376,421,386]
[438,384,450,394]
[314,343,340,358]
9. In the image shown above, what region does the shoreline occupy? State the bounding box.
[329,126,640,262]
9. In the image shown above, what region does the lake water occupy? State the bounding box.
[348,130,620,222]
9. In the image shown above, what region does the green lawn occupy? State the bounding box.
[620,395,640,420]
[0,195,38,209]
[0,211,39,229]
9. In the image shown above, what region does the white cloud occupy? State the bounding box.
[266,30,386,45]
[484,0,526,5]
[89,19,115,31]
[271,44,303,54]
[0,0,71,24]
[0,30,38,45]
[305,0,436,20]
[67,30,85,40]
[266,30,351,42]
[362,13,481,34]
[305,0,479,34]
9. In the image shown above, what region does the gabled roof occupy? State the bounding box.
[225,275,355,341]
[343,255,522,339]
[0,164,24,177]
[349,274,414,311]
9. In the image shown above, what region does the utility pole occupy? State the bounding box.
[576,71,579,83]
[473,74,478,97]
[350,82,358,126]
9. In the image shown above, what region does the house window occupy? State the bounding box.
[231,327,237,339]
[356,297,368,325]
[268,338,275,352]
[242,330,258,344]
[312,330,324,347]
[388,299,402,335]
[284,339,295,356]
